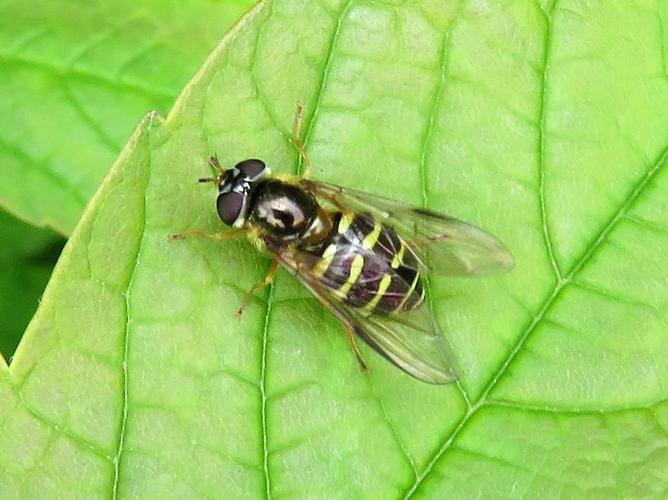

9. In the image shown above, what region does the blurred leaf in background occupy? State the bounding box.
[0,0,257,236]
[0,209,64,359]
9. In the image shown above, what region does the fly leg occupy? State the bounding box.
[168,228,245,241]
[310,290,370,374]
[308,292,369,373]
[236,260,279,319]
[289,100,313,179]
[271,251,369,374]
[345,326,369,374]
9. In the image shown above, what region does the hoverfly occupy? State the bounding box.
[170,103,514,384]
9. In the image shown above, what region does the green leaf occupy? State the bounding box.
[0,209,63,359]
[0,0,256,235]
[2,0,668,497]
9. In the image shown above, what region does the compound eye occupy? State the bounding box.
[236,159,266,180]
[216,191,245,226]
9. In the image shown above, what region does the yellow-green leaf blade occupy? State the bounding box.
[2,0,668,498]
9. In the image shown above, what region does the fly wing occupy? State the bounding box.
[271,243,459,384]
[301,179,514,277]
[346,301,459,384]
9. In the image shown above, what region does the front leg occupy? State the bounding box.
[168,228,246,241]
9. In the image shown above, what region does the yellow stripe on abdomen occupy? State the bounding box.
[362,218,382,250]
[336,254,364,298]
[391,239,406,269]
[314,243,337,277]
[338,212,355,234]
[362,273,393,313]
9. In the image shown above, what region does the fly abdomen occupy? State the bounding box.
[311,212,425,314]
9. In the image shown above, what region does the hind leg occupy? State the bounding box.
[344,325,369,374]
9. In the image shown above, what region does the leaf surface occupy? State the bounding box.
[2,0,668,498]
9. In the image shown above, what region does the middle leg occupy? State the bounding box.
[290,100,313,179]
[236,260,280,319]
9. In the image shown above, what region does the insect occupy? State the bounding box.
[170,103,514,384]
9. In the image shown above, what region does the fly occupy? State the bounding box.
[170,103,514,384]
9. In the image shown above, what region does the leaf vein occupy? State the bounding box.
[249,4,292,141]
[418,1,469,394]
[537,4,561,280]
[489,399,668,415]
[368,386,418,478]
[61,82,121,152]
[259,284,273,500]
[19,397,113,463]
[296,0,354,177]
[0,54,173,102]
[403,16,668,498]
[253,1,355,496]
[414,0,471,410]
[0,135,88,206]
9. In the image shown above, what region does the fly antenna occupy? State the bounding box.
[200,155,225,184]
[208,155,225,175]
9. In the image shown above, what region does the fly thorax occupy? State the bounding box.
[250,180,317,241]
[300,207,334,249]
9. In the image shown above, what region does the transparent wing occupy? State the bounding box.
[271,244,459,384]
[301,179,515,276]
[347,301,459,384]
